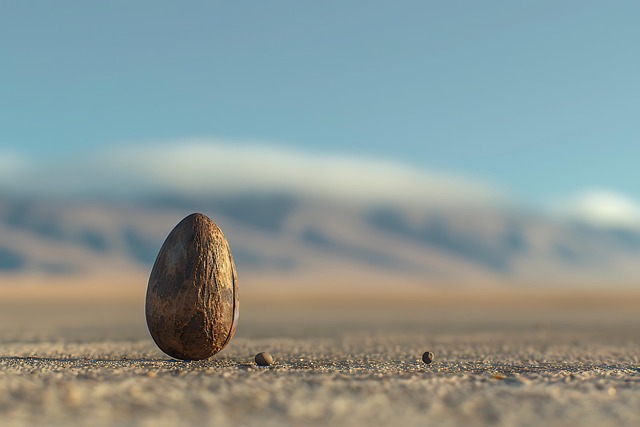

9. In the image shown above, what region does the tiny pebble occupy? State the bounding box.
[422,351,434,365]
[255,352,274,367]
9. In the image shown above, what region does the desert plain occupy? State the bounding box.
[0,280,639,427]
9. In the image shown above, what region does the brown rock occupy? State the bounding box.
[255,352,274,366]
[145,213,239,360]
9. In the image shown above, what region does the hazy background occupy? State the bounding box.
[1,1,640,299]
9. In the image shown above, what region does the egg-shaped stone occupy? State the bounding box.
[145,213,238,360]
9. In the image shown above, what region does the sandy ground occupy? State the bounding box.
[0,289,639,427]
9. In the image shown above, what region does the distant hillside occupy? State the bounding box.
[1,193,640,288]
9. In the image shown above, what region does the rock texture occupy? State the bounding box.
[146,213,238,360]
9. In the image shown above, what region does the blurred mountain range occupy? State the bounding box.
[1,192,640,288]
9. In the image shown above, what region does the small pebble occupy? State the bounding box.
[255,352,274,367]
[422,351,434,365]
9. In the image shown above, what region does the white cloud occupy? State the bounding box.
[0,139,505,208]
[553,189,640,229]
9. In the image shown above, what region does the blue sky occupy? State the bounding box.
[1,0,640,206]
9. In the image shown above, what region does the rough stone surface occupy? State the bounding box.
[0,331,639,427]
[0,300,639,427]
[146,213,238,360]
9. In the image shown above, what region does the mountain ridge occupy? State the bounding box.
[1,193,639,288]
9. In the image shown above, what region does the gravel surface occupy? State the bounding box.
[1,329,639,427]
